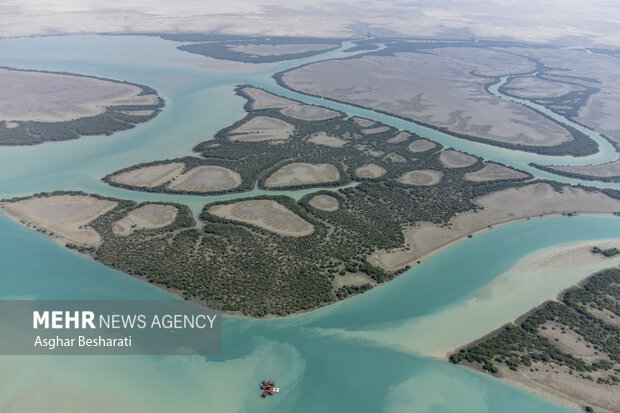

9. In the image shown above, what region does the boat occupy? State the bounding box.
[260,380,279,397]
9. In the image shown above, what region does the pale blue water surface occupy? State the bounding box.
[0,35,619,412]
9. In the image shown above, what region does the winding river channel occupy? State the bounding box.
[1,35,619,412]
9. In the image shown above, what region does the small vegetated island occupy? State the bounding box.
[159,34,342,63]
[0,67,164,145]
[5,86,620,318]
[450,266,620,413]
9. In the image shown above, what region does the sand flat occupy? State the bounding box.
[465,163,528,181]
[503,76,585,99]
[0,195,116,247]
[388,131,411,144]
[168,165,241,192]
[439,150,477,168]
[352,117,376,127]
[0,68,156,122]
[241,87,297,110]
[308,132,346,147]
[229,43,335,57]
[110,163,185,188]
[408,139,437,153]
[362,126,390,135]
[241,86,339,120]
[308,195,339,211]
[397,170,443,186]
[229,116,294,142]
[265,163,340,188]
[282,50,572,147]
[355,163,387,179]
[113,204,178,236]
[500,358,620,413]
[208,199,314,237]
[279,104,339,121]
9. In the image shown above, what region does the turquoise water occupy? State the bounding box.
[0,35,619,412]
[3,211,619,412]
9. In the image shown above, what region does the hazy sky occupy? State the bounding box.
[1,0,619,47]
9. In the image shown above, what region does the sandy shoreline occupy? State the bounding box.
[370,183,620,271]
[442,240,620,413]
[0,195,117,247]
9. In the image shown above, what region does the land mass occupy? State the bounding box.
[277,39,600,157]
[0,67,164,145]
[4,87,620,318]
[170,35,342,63]
[450,266,620,413]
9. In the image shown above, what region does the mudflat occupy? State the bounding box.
[168,166,241,192]
[113,204,178,236]
[110,163,185,188]
[396,169,443,186]
[208,199,314,237]
[228,116,294,142]
[0,195,117,247]
[465,163,528,182]
[308,194,339,211]
[0,68,157,122]
[265,162,340,188]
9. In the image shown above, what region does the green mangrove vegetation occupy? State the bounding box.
[450,268,620,387]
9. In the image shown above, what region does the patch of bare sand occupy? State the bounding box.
[113,204,178,236]
[240,86,339,120]
[308,195,339,211]
[228,116,294,142]
[0,195,116,247]
[539,321,601,360]
[499,362,619,413]
[439,149,477,168]
[408,139,437,153]
[370,183,620,271]
[332,273,376,289]
[396,169,443,186]
[168,166,241,192]
[0,68,157,123]
[545,159,620,180]
[280,104,339,121]
[208,199,313,237]
[355,163,387,179]
[388,131,411,144]
[229,43,336,57]
[110,163,185,188]
[265,163,340,188]
[241,87,296,110]
[352,117,376,127]
[465,163,528,181]
[362,126,390,135]
[307,132,346,147]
